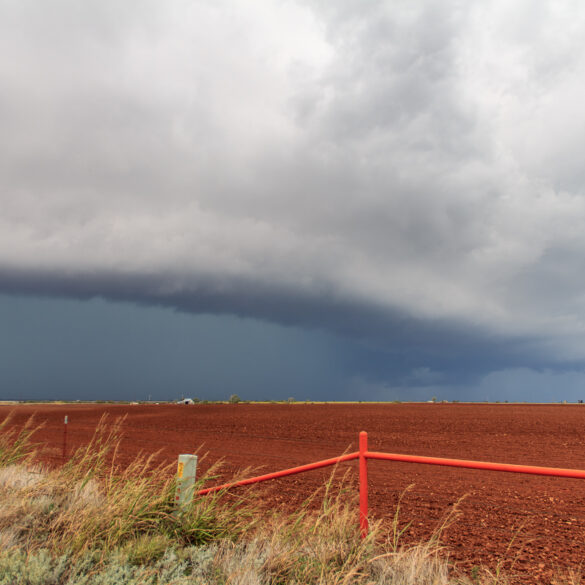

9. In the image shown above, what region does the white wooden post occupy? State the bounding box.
[175,454,197,510]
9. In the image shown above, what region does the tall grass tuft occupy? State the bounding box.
[0,414,260,562]
[0,413,40,467]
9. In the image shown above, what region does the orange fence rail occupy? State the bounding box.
[197,430,585,538]
[197,452,359,495]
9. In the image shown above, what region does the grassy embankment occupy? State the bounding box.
[0,413,580,585]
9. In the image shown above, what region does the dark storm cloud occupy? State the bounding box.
[0,264,550,385]
[3,0,585,382]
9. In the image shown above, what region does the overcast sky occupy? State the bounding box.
[3,1,585,402]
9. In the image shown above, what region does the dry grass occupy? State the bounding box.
[0,412,40,466]
[0,414,259,560]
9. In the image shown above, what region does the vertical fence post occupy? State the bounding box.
[62,415,68,463]
[175,454,198,511]
[359,431,369,538]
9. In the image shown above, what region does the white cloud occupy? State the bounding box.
[3,1,585,364]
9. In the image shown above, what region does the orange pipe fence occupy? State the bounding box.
[365,451,585,479]
[196,431,585,538]
[359,430,368,537]
[197,451,359,495]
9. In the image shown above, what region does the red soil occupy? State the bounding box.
[3,402,585,582]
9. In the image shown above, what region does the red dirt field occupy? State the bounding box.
[3,402,585,583]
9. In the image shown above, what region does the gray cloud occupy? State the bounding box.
[3,0,585,378]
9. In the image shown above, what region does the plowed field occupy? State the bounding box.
[3,402,585,582]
